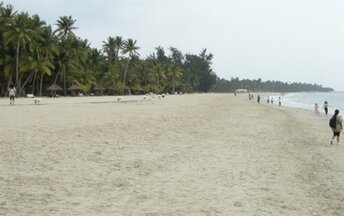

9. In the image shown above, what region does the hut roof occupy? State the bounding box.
[68,84,81,90]
[124,86,130,90]
[47,84,63,91]
[93,86,106,90]
[133,86,144,91]
[108,85,117,91]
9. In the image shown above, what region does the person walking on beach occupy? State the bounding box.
[323,101,329,115]
[278,97,282,107]
[257,95,260,104]
[271,97,274,104]
[8,84,16,105]
[330,109,343,144]
[314,103,320,115]
[267,96,270,103]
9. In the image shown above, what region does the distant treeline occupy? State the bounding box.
[213,78,334,92]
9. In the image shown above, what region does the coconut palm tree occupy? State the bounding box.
[102,36,116,64]
[38,26,59,95]
[0,3,17,28]
[54,15,77,39]
[3,12,34,95]
[151,63,166,93]
[88,48,104,73]
[54,15,77,95]
[121,39,140,88]
[0,3,17,94]
[21,47,54,95]
[168,64,183,94]
[114,36,123,63]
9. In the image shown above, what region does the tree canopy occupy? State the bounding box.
[214,78,334,93]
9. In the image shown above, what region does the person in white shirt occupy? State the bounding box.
[8,84,16,105]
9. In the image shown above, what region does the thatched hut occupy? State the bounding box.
[93,86,105,96]
[68,84,82,96]
[47,84,63,97]
[124,86,131,95]
[132,87,145,95]
[107,85,117,95]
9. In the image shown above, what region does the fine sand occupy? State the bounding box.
[0,94,343,215]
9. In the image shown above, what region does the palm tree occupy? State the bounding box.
[102,36,116,64]
[0,3,17,94]
[54,15,77,95]
[71,69,96,95]
[114,36,123,63]
[54,15,77,39]
[0,3,17,28]
[3,12,34,95]
[151,63,166,93]
[103,36,123,64]
[121,39,140,89]
[0,50,16,94]
[39,26,58,95]
[21,47,54,95]
[88,48,104,73]
[169,64,183,94]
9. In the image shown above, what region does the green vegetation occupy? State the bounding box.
[214,78,334,92]
[0,2,216,96]
[0,2,333,96]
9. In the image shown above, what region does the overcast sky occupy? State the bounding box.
[5,0,344,90]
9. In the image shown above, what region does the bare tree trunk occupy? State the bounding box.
[63,67,66,96]
[19,73,33,96]
[36,75,39,95]
[122,59,130,95]
[39,73,44,96]
[15,41,20,95]
[32,71,37,94]
[172,74,175,94]
[53,70,61,84]
[18,73,23,96]
[0,80,4,96]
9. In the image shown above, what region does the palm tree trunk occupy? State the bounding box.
[0,83,4,97]
[39,73,44,96]
[63,67,66,96]
[15,41,20,95]
[122,59,131,95]
[53,70,60,84]
[19,73,33,96]
[6,72,13,96]
[172,74,175,94]
[32,71,37,94]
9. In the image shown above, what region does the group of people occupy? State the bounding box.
[248,94,282,106]
[266,96,282,106]
[314,101,329,116]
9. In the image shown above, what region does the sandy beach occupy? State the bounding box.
[1,93,343,215]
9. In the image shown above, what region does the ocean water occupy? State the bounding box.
[275,92,344,114]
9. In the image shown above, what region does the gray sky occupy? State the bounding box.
[5,0,344,90]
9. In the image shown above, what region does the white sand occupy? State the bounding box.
[0,94,343,215]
